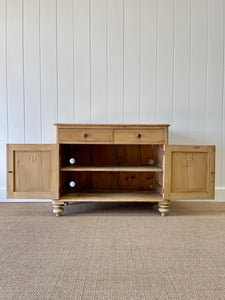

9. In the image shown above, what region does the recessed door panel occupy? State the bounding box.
[7,144,59,199]
[164,145,215,200]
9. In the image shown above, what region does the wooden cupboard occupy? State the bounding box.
[7,124,215,216]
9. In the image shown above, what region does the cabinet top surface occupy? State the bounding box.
[54,124,170,128]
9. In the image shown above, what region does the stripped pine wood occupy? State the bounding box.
[164,145,215,200]
[60,191,163,202]
[113,129,165,144]
[7,124,215,217]
[90,144,113,165]
[59,128,112,143]
[7,144,59,199]
[60,166,163,172]
[60,144,163,167]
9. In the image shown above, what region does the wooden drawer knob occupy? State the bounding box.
[83,133,88,138]
[136,133,141,138]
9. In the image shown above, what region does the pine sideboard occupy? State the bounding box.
[7,124,215,216]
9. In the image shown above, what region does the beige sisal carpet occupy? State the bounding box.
[0,202,225,300]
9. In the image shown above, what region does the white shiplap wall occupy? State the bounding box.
[0,0,225,198]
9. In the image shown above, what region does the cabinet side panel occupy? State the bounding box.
[52,144,59,199]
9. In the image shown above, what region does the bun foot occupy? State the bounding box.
[158,200,170,216]
[52,200,64,217]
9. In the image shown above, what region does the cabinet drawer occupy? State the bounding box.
[114,129,165,144]
[59,128,112,143]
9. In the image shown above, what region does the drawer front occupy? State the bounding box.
[114,129,165,144]
[59,128,112,143]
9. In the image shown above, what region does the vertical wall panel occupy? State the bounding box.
[124,0,141,123]
[157,0,174,128]
[206,0,223,187]
[172,0,190,144]
[40,0,57,143]
[91,0,107,123]
[1,0,225,191]
[222,0,225,187]
[140,0,157,124]
[24,0,41,143]
[57,0,74,123]
[7,0,24,143]
[189,0,208,144]
[74,0,91,123]
[0,0,7,188]
[107,0,123,123]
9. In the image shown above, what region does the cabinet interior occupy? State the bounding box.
[59,144,164,198]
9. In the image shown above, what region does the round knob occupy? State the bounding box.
[148,159,154,165]
[69,158,76,165]
[69,181,76,188]
[136,133,141,138]
[83,132,88,138]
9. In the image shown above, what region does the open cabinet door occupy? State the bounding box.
[164,145,215,200]
[7,144,59,199]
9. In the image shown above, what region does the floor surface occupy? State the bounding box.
[0,202,225,300]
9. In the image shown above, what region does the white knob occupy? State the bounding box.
[69,181,76,188]
[148,159,154,165]
[69,158,76,165]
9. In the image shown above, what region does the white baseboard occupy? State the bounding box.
[172,188,225,202]
[0,188,51,202]
[0,187,224,203]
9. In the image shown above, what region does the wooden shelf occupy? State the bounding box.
[60,191,163,202]
[60,165,163,172]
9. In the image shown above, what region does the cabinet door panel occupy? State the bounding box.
[7,144,59,199]
[164,145,215,200]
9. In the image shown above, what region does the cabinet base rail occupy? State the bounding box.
[51,192,170,217]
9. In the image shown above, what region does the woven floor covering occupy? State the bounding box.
[1,202,225,300]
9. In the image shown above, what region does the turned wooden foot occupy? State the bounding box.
[158,200,170,216]
[52,200,64,217]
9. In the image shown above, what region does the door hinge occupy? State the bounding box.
[162,188,164,193]
[163,150,165,155]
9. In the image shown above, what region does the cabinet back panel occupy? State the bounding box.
[60,171,157,192]
[60,144,162,167]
